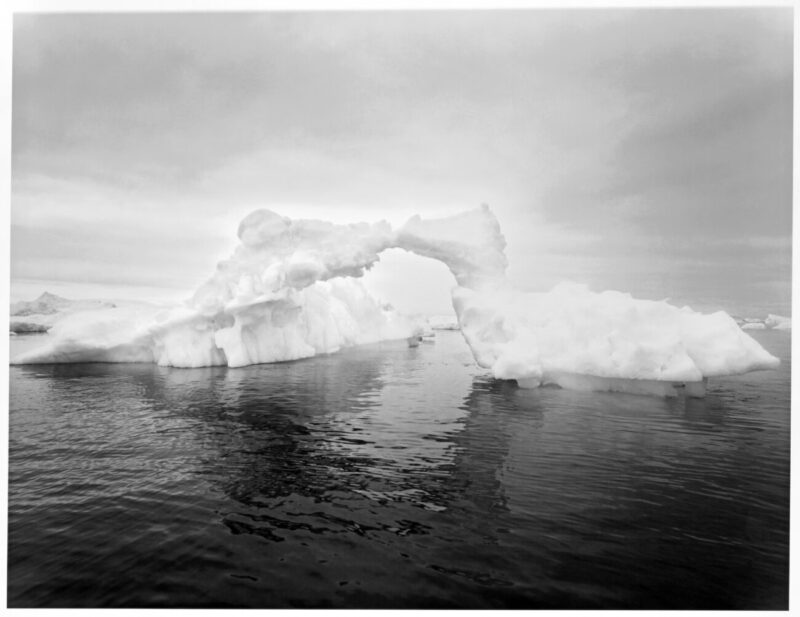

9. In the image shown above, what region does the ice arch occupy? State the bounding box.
[12,205,779,397]
[181,205,507,368]
[189,204,505,314]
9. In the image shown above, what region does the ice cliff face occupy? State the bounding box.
[11,205,779,397]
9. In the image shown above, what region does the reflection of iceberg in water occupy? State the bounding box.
[139,340,468,507]
[44,340,477,530]
[11,328,786,608]
[12,206,778,396]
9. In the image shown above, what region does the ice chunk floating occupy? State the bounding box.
[12,206,779,396]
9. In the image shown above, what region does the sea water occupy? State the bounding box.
[7,329,790,608]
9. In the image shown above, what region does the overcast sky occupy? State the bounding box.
[11,9,793,315]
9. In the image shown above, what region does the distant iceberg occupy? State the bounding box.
[11,205,779,397]
[11,291,74,316]
[765,314,791,331]
[10,292,117,334]
[733,314,791,332]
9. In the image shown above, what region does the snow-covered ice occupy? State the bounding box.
[428,315,460,331]
[455,282,778,397]
[11,205,780,396]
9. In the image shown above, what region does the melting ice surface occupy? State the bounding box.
[11,206,779,397]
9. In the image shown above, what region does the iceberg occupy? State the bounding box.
[11,205,779,397]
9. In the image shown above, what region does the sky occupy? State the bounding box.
[10,8,793,316]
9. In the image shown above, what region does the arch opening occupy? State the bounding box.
[361,248,457,317]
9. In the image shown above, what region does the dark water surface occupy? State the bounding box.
[8,330,790,608]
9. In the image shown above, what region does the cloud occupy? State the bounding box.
[538,8,792,242]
